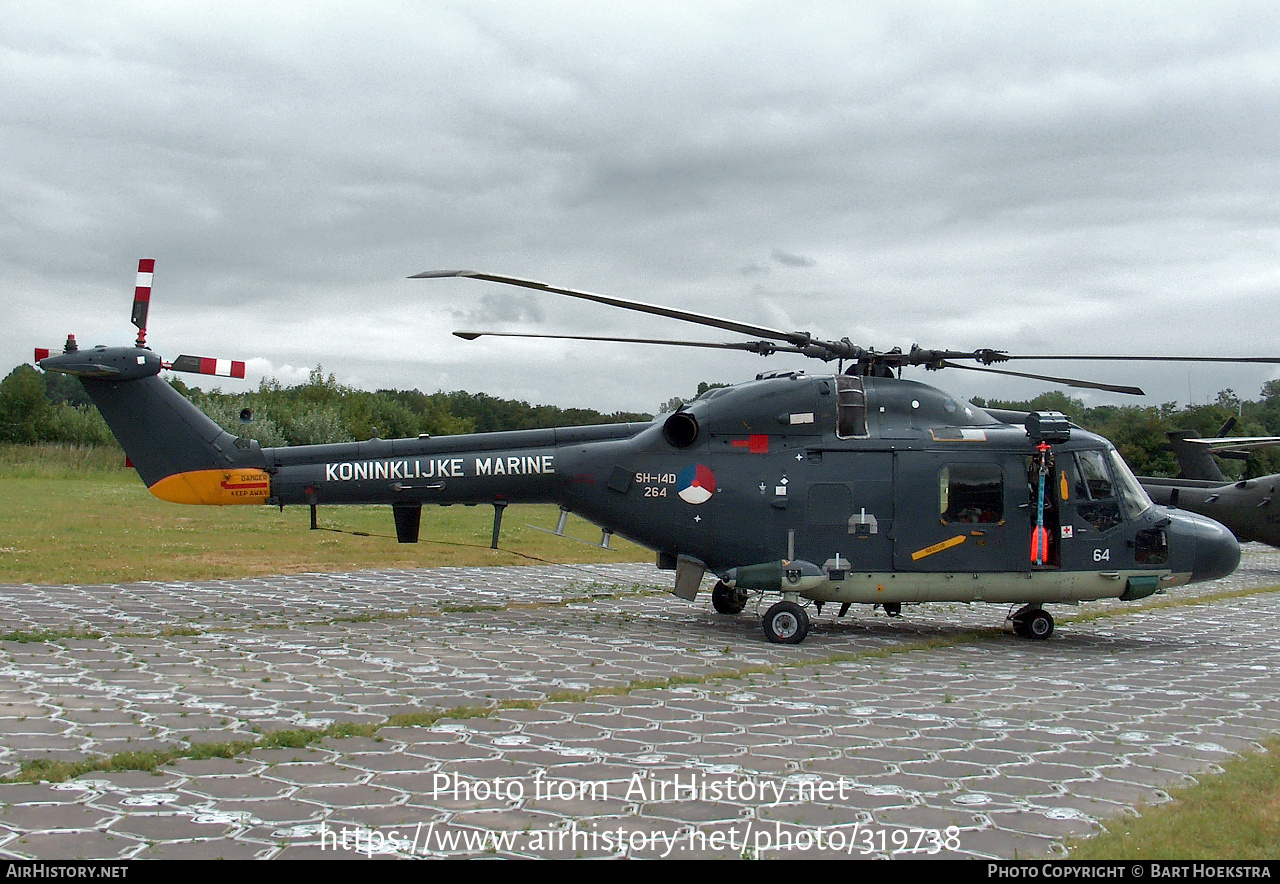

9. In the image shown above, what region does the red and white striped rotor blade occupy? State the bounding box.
[130,258,155,345]
[167,355,247,379]
[35,333,82,364]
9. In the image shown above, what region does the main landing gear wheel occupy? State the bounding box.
[762,600,809,644]
[1012,607,1054,640]
[712,581,748,615]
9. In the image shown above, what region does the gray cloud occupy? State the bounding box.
[4,1,1279,413]
[449,293,546,327]
[772,250,816,268]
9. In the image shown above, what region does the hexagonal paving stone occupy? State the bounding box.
[1,556,1279,859]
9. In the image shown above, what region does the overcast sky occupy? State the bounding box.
[4,1,1279,415]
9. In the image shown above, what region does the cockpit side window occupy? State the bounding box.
[1074,450,1114,500]
[1072,449,1122,532]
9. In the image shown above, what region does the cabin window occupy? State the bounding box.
[835,375,868,439]
[939,463,1003,523]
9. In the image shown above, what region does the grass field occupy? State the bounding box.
[0,443,646,585]
[1065,735,1280,860]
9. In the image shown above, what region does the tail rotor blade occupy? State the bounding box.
[168,355,246,379]
[131,258,155,347]
[35,334,80,365]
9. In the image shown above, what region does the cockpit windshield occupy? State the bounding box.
[1107,446,1153,520]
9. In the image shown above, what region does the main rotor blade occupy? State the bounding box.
[453,330,802,356]
[938,360,1145,396]
[1004,355,1280,364]
[417,270,813,347]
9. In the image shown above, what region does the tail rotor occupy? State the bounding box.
[36,259,250,384]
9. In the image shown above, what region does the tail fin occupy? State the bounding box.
[39,345,270,505]
[1166,430,1227,482]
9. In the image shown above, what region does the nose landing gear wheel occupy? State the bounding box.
[712,581,748,615]
[762,600,809,644]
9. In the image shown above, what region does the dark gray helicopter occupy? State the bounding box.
[1139,424,1280,549]
[36,262,1254,644]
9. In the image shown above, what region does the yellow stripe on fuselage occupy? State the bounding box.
[148,469,272,505]
[910,534,967,561]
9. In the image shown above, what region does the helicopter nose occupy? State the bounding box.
[1180,512,1241,582]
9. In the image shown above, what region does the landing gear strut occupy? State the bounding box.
[1010,605,1054,640]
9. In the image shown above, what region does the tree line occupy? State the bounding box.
[0,363,651,450]
[5,360,1280,480]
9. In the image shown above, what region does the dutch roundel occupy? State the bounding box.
[676,464,716,504]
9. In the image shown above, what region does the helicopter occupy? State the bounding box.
[34,261,1254,645]
[1137,423,1280,549]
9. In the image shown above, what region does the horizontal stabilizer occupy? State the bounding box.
[1187,435,1280,454]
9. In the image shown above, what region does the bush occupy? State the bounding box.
[195,397,291,448]
[47,403,116,447]
[0,365,52,443]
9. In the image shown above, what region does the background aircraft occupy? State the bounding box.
[1140,427,1280,549]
